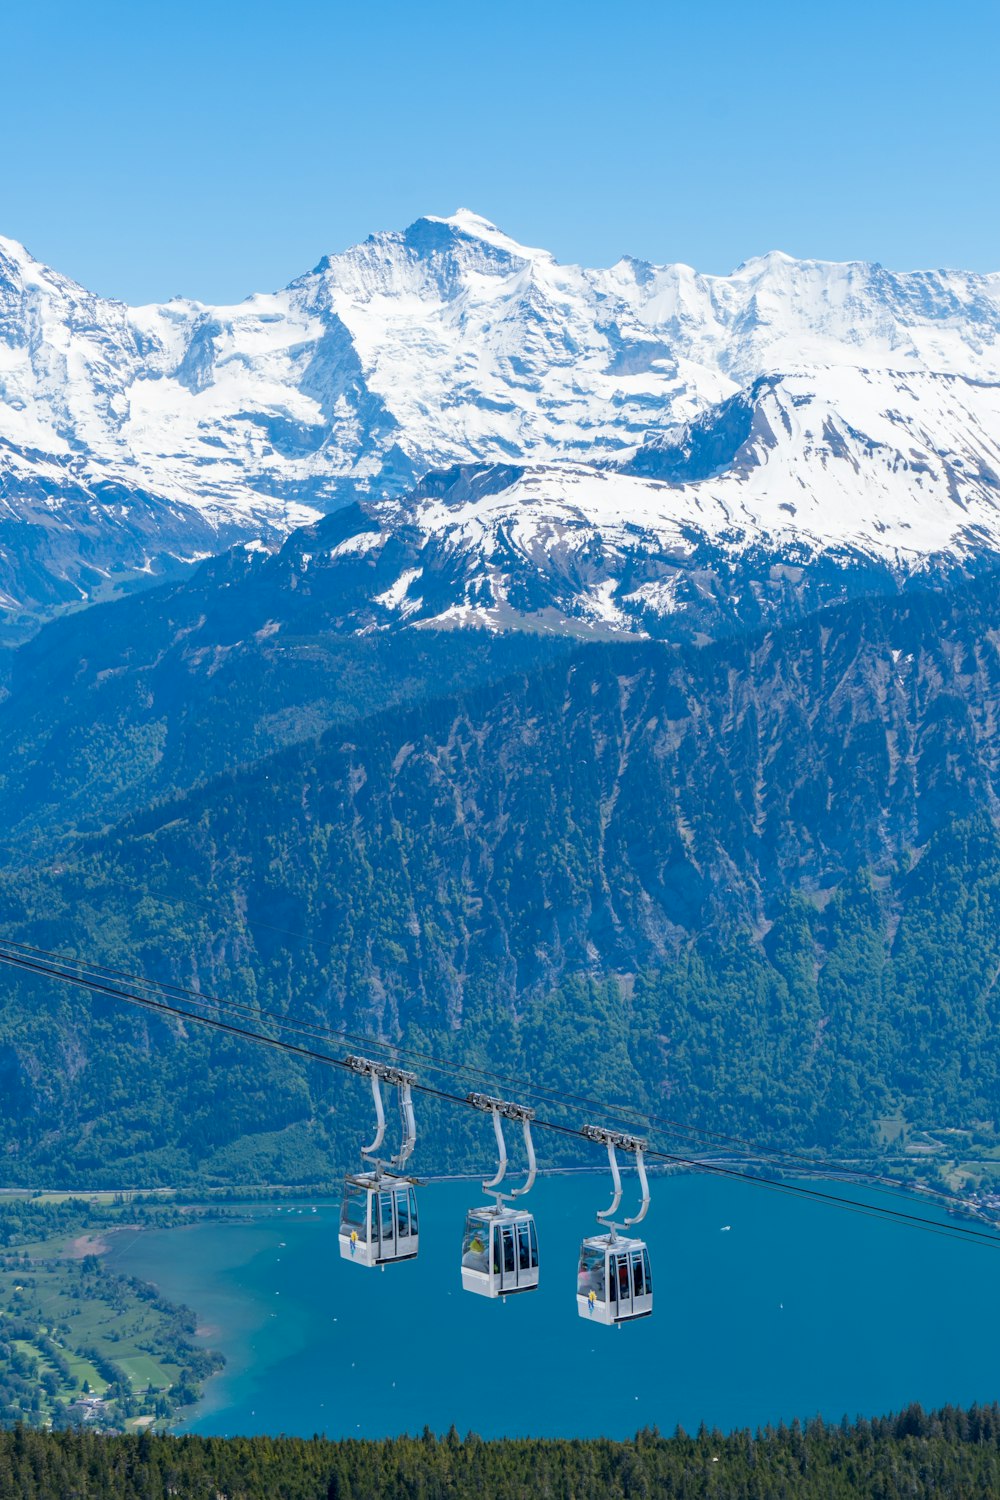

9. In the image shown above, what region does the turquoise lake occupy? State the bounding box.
[106,1173,1000,1440]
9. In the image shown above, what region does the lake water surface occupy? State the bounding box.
[107,1173,1000,1439]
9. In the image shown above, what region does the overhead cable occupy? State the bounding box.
[0,939,996,1251]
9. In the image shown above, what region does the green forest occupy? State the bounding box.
[0,815,998,1191]
[1,573,1000,1194]
[0,1404,999,1498]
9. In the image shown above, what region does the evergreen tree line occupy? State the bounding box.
[1,1404,1000,1498]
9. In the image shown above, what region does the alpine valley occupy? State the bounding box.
[1,213,1000,1195]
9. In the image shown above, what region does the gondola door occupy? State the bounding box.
[378,1189,396,1261]
[498,1222,518,1293]
[631,1246,652,1316]
[516,1219,534,1287]
[607,1245,652,1321]
[611,1250,633,1318]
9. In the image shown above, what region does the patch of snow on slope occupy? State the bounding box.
[375,567,424,616]
[327,528,382,559]
[382,367,1000,568]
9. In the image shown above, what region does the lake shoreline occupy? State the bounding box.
[94,1166,998,1436]
[105,1175,1000,1442]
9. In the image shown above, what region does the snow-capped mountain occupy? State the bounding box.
[251,361,1000,643]
[2,208,1000,635]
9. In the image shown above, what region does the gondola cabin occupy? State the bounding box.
[461,1207,539,1297]
[577,1234,652,1324]
[339,1174,419,1268]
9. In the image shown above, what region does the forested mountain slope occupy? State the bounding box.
[1,575,999,1183]
[54,568,1000,987]
[4,488,998,865]
[0,536,568,857]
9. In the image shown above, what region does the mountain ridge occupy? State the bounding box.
[4,213,1000,634]
[3,570,1000,1178]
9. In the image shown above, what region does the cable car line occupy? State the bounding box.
[0,940,996,1263]
[0,944,360,1077]
[0,937,989,1233]
[49,884,971,1208]
[0,935,978,1224]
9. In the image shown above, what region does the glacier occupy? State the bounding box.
[2,208,1000,636]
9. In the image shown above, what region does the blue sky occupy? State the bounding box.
[6,0,999,303]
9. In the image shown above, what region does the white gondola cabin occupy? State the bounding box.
[577,1125,652,1325]
[461,1094,539,1300]
[461,1206,538,1297]
[339,1174,419,1268]
[577,1233,652,1323]
[339,1056,419,1270]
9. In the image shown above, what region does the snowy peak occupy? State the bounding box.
[422,207,556,261]
[0,234,39,284]
[306,207,556,313]
[0,233,83,295]
[2,210,1000,633]
[609,253,1000,384]
[259,362,1000,645]
[619,366,1000,559]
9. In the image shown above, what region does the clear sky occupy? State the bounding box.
[6,0,999,304]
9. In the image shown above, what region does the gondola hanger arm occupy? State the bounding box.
[347,1056,417,1168]
[582,1124,648,1229]
[624,1146,650,1227]
[467,1093,537,1200]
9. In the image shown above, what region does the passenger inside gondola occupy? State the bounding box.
[462,1215,490,1273]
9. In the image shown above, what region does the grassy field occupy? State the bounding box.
[0,1198,224,1431]
[60,1352,108,1395]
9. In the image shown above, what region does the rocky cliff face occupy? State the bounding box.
[27,570,997,1031]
